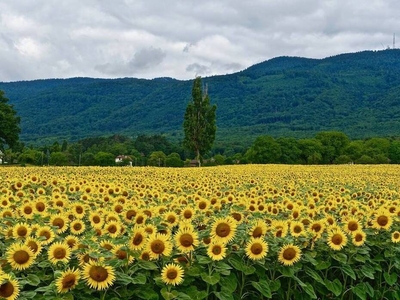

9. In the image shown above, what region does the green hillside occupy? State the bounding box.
[1,49,400,147]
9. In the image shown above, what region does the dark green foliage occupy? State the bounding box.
[94,151,115,166]
[0,90,20,151]
[49,151,68,166]
[148,151,167,166]
[166,153,184,167]
[244,136,281,163]
[183,77,217,164]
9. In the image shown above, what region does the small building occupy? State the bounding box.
[115,155,132,165]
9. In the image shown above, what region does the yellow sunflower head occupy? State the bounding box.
[0,273,20,300]
[146,233,173,260]
[49,214,70,234]
[343,217,362,234]
[211,216,237,244]
[12,222,32,239]
[245,237,268,261]
[48,242,71,265]
[327,229,348,251]
[352,230,367,247]
[161,263,184,286]
[278,243,301,266]
[56,268,81,294]
[36,225,56,245]
[206,241,227,261]
[391,231,400,243]
[82,260,116,291]
[128,228,147,251]
[6,242,35,271]
[69,219,86,235]
[174,226,199,253]
[371,209,393,230]
[249,220,268,238]
[24,237,43,256]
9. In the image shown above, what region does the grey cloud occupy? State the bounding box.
[186,63,211,76]
[95,47,166,76]
[129,47,166,69]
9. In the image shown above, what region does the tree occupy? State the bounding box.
[148,151,167,166]
[94,152,115,166]
[245,136,282,164]
[0,90,20,154]
[315,131,350,164]
[183,77,216,166]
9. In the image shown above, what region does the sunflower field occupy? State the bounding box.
[0,165,399,300]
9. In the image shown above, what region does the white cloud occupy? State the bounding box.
[0,0,399,82]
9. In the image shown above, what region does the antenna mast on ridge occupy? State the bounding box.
[394,33,396,49]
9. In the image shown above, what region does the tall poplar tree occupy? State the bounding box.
[0,90,20,153]
[183,77,216,166]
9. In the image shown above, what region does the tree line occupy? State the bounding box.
[1,131,399,166]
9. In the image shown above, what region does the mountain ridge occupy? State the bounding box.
[1,49,400,147]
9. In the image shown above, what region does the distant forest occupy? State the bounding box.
[1,49,400,151]
[4,131,400,166]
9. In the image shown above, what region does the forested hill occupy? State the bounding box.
[1,49,400,147]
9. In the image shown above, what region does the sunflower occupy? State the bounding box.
[231,211,244,224]
[24,237,43,256]
[371,210,393,230]
[82,260,116,291]
[12,222,32,239]
[77,252,99,267]
[249,220,268,238]
[289,221,305,237]
[55,268,81,294]
[6,243,35,270]
[88,212,104,229]
[134,213,147,226]
[207,241,227,261]
[196,198,210,211]
[103,220,122,238]
[181,207,195,221]
[391,231,400,243]
[20,203,35,219]
[174,226,199,253]
[70,220,86,235]
[161,263,184,286]
[34,198,48,214]
[64,235,80,251]
[48,242,71,265]
[100,240,116,252]
[70,203,87,219]
[211,216,237,244]
[164,211,179,227]
[327,229,348,251]
[36,225,56,245]
[278,243,302,266]
[245,237,268,261]
[352,230,367,247]
[49,214,69,234]
[144,224,157,235]
[114,246,134,265]
[123,208,137,223]
[309,220,325,237]
[146,233,173,260]
[128,227,147,251]
[0,273,20,300]
[139,251,151,261]
[343,217,362,235]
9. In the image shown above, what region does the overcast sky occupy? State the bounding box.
[0,0,399,82]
